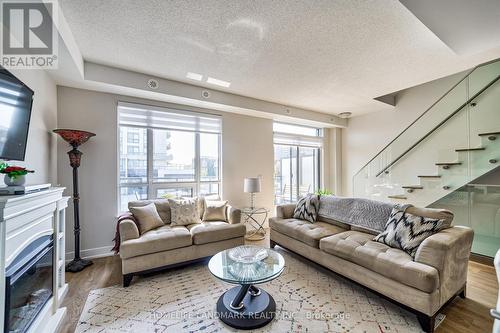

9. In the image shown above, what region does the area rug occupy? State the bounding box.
[76,248,441,332]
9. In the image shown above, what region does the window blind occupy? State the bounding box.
[273,133,323,148]
[118,102,222,133]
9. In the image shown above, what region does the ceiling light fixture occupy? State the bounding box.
[207,77,231,88]
[338,112,352,118]
[186,72,203,81]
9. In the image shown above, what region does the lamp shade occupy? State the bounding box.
[53,129,95,147]
[244,177,261,193]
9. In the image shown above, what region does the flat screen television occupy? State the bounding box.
[0,67,34,161]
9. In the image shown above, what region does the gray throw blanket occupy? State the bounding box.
[318,196,395,232]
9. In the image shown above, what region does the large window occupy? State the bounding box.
[273,122,322,204]
[118,102,222,211]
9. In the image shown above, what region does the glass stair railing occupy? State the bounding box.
[353,58,500,208]
[353,59,500,258]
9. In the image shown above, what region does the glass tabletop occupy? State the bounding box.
[208,246,285,285]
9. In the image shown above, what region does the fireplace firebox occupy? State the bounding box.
[4,235,54,333]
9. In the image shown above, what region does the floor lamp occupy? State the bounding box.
[54,129,96,273]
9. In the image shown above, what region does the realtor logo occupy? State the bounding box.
[1,0,58,69]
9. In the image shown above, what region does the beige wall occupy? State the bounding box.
[7,69,57,184]
[341,71,466,196]
[57,86,275,258]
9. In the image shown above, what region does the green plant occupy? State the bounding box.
[0,164,34,179]
[315,188,333,196]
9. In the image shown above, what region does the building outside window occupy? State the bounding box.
[118,102,222,212]
[273,122,323,204]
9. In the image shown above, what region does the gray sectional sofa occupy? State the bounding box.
[270,197,474,333]
[118,199,246,287]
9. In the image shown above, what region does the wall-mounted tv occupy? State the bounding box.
[0,67,34,161]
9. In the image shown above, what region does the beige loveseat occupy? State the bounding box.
[270,199,473,333]
[119,199,246,287]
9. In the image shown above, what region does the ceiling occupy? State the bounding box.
[59,0,500,116]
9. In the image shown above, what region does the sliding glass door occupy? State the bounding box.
[274,145,320,204]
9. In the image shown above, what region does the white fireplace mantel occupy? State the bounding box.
[0,187,69,333]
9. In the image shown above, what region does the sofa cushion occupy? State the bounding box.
[202,200,228,222]
[187,222,246,245]
[129,203,164,235]
[269,218,347,248]
[128,199,171,224]
[120,225,192,259]
[320,231,439,293]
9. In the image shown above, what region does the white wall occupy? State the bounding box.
[57,86,275,258]
[341,71,466,196]
[8,69,57,183]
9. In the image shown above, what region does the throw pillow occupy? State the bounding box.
[293,194,320,223]
[129,203,164,234]
[374,207,447,257]
[203,200,228,222]
[169,198,201,226]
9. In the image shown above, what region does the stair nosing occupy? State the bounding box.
[418,175,441,178]
[401,185,424,189]
[435,162,462,166]
[455,147,485,152]
[478,131,500,136]
[387,195,408,199]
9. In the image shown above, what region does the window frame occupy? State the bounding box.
[117,104,222,212]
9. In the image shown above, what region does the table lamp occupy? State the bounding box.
[244,177,261,210]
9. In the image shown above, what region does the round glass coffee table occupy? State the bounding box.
[208,245,285,329]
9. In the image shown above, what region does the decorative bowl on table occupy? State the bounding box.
[228,245,268,264]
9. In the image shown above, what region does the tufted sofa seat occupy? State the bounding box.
[270,198,473,333]
[319,231,439,293]
[270,218,347,248]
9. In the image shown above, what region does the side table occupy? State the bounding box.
[241,207,269,241]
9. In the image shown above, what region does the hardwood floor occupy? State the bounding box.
[60,234,498,333]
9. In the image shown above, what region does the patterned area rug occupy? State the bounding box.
[76,248,439,333]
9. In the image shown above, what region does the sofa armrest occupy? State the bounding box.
[276,204,296,219]
[414,226,473,303]
[119,219,140,242]
[227,205,242,224]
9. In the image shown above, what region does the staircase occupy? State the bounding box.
[353,59,500,208]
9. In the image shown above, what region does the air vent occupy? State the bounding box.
[147,79,159,90]
[201,90,211,99]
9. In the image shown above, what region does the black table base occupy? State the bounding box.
[216,284,276,329]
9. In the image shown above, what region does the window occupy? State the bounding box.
[118,102,222,211]
[273,123,322,204]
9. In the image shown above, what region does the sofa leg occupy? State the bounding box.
[459,285,466,299]
[123,274,133,287]
[417,313,435,333]
[270,240,277,248]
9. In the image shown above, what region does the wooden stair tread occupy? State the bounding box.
[388,195,407,199]
[455,147,485,152]
[435,162,462,166]
[478,131,500,136]
[402,185,423,189]
[418,175,441,178]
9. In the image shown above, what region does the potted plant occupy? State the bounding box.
[0,162,35,186]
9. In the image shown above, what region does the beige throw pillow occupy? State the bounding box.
[203,200,228,222]
[129,203,164,234]
[169,198,201,226]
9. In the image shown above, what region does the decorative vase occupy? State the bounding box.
[4,174,26,186]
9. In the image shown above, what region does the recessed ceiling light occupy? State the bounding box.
[338,112,352,118]
[207,77,231,88]
[186,72,203,81]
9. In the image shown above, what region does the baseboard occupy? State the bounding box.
[65,245,116,261]
[470,252,494,266]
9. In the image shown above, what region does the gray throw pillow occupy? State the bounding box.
[293,194,320,223]
[129,203,164,234]
[374,207,447,258]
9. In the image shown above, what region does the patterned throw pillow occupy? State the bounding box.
[374,207,447,257]
[168,198,201,226]
[293,194,320,223]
